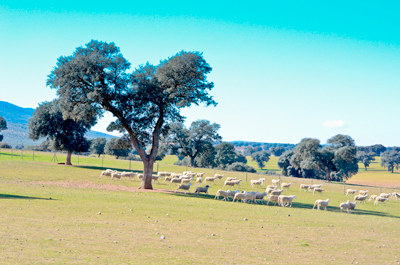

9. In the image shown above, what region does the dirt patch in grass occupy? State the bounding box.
[32,180,175,194]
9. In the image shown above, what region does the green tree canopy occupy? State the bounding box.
[0,116,7,142]
[250,150,270,169]
[381,150,400,173]
[90,138,107,157]
[47,40,216,189]
[167,120,221,167]
[28,100,92,165]
[356,151,375,171]
[104,137,131,159]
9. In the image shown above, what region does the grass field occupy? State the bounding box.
[0,150,400,264]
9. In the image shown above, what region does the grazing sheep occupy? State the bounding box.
[281,182,292,190]
[346,189,358,196]
[175,183,192,194]
[255,192,268,204]
[299,184,310,191]
[309,184,322,190]
[195,185,210,195]
[224,180,236,187]
[379,193,392,199]
[270,189,283,196]
[266,187,276,194]
[272,179,281,186]
[278,195,296,207]
[121,172,136,180]
[196,172,205,178]
[226,190,240,200]
[391,192,400,200]
[158,172,171,177]
[340,200,357,213]
[354,194,369,203]
[163,176,173,183]
[170,173,182,178]
[233,192,247,203]
[359,190,369,196]
[245,192,258,204]
[170,177,183,185]
[251,179,265,187]
[226,177,237,182]
[137,174,144,180]
[111,172,122,180]
[266,195,279,206]
[196,177,203,184]
[215,190,230,201]
[205,177,217,183]
[99,169,116,178]
[369,194,378,201]
[313,188,325,194]
[313,199,330,211]
[152,175,159,182]
[181,177,193,184]
[374,196,389,205]
[214,174,224,180]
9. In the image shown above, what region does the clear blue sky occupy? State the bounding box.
[1,1,400,146]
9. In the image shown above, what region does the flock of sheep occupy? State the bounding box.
[99,169,399,213]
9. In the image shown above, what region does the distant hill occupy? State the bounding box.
[0,101,115,148]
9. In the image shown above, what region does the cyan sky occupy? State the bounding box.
[1,1,400,146]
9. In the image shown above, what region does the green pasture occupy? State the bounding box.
[0,149,400,264]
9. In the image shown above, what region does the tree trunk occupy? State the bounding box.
[190,156,195,167]
[66,151,72,165]
[326,171,331,182]
[141,159,154,189]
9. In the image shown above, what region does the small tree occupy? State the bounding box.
[48,40,215,189]
[28,100,92,165]
[356,151,375,171]
[0,116,7,142]
[105,138,131,159]
[250,150,270,169]
[90,137,107,157]
[381,150,400,173]
[270,146,285,156]
[214,142,245,169]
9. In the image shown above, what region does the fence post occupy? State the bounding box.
[33,151,34,161]
[129,159,131,170]
[21,150,23,159]
[343,181,346,194]
[77,154,79,165]
[157,163,159,175]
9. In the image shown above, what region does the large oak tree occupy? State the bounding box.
[47,40,216,189]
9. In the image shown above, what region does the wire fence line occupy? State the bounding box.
[0,148,399,193]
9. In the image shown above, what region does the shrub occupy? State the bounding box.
[0,142,12,149]
[225,162,256,173]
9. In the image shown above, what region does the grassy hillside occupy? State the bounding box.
[0,150,399,264]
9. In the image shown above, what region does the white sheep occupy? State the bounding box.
[278,195,296,207]
[175,183,192,194]
[152,175,159,182]
[99,169,116,178]
[391,192,400,200]
[299,184,310,191]
[170,177,183,185]
[354,194,369,203]
[270,189,283,196]
[340,200,357,213]
[181,177,193,184]
[266,195,279,206]
[214,174,224,180]
[255,192,268,204]
[245,192,257,204]
[271,179,280,186]
[233,192,247,203]
[281,182,292,190]
[226,190,240,201]
[137,173,144,180]
[195,185,210,195]
[369,194,378,201]
[226,177,237,182]
[313,199,330,211]
[111,172,122,180]
[158,172,171,177]
[309,184,323,191]
[379,193,392,199]
[163,176,173,183]
[374,196,389,205]
[215,190,229,201]
[313,188,325,194]
[196,172,205,178]
[121,172,136,180]
[196,177,203,184]
[205,177,217,183]
[346,189,358,196]
[250,179,265,187]
[359,190,369,196]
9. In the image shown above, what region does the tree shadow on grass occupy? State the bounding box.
[0,193,54,200]
[0,152,21,157]
[75,165,145,174]
[164,192,400,219]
